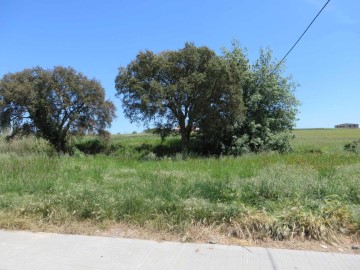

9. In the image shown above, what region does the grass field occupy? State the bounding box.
[0,129,359,244]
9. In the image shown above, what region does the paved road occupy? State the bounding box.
[0,230,359,270]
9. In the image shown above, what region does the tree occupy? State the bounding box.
[0,66,116,153]
[224,44,299,154]
[196,42,249,155]
[115,43,245,158]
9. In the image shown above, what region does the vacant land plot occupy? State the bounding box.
[0,129,359,249]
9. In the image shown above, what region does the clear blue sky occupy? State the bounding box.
[1,0,359,133]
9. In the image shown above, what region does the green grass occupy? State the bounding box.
[0,129,359,241]
[293,128,360,153]
[111,133,161,146]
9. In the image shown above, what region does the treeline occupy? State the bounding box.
[0,42,298,157]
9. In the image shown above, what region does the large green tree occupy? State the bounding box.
[115,43,245,157]
[0,66,116,152]
[224,44,299,154]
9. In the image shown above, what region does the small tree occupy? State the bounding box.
[115,43,245,158]
[227,45,299,154]
[0,66,116,153]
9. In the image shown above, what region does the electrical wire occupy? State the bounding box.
[266,0,331,79]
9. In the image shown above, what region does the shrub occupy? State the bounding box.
[74,138,108,155]
[344,139,360,154]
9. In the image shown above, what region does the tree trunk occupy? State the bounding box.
[50,134,67,154]
[179,117,190,159]
[181,130,189,160]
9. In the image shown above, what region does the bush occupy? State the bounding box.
[265,131,294,153]
[344,139,360,154]
[74,138,108,155]
[153,143,181,157]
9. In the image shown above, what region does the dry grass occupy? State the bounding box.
[1,212,358,254]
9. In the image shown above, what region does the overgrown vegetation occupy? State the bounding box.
[0,129,359,243]
[115,42,298,157]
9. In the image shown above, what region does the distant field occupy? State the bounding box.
[293,128,360,153]
[0,128,359,244]
[111,133,161,146]
[109,128,360,153]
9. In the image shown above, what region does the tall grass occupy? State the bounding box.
[0,136,55,156]
[0,155,359,241]
[0,129,359,241]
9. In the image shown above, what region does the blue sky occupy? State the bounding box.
[1,0,359,133]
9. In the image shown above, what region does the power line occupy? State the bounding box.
[267,0,331,79]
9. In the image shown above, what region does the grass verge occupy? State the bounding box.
[0,153,359,244]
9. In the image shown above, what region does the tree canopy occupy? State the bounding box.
[115,43,245,157]
[0,66,116,152]
[224,45,299,154]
